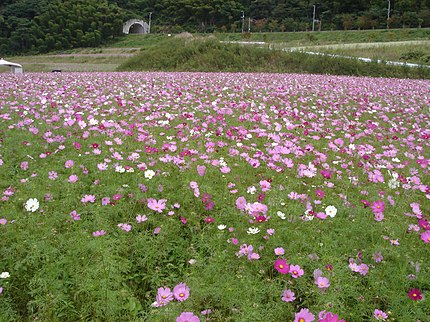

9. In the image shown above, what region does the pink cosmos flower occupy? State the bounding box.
[220,166,230,173]
[373,252,384,263]
[315,276,330,289]
[101,197,110,205]
[173,283,190,302]
[68,174,78,183]
[421,230,430,243]
[64,160,74,168]
[147,198,167,213]
[136,214,148,223]
[176,312,200,322]
[48,171,58,180]
[371,200,385,213]
[290,265,304,278]
[281,289,295,302]
[0,218,7,225]
[20,161,29,170]
[274,258,290,274]
[274,247,285,255]
[154,227,161,235]
[318,311,345,322]
[316,212,328,219]
[236,244,260,260]
[97,163,108,171]
[294,308,315,322]
[92,230,106,237]
[197,165,206,176]
[118,223,132,232]
[315,189,324,199]
[356,263,369,276]
[112,194,122,201]
[373,309,388,320]
[69,210,80,221]
[155,287,173,307]
[260,180,271,192]
[189,181,198,189]
[236,196,247,210]
[81,194,96,203]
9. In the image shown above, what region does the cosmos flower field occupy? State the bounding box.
[0,72,429,322]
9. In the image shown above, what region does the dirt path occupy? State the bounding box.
[287,40,430,51]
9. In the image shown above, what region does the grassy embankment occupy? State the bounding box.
[118,35,430,79]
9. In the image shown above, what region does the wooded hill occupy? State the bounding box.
[1,0,430,55]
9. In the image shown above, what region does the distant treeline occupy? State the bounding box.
[1,0,430,55]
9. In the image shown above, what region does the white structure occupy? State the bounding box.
[0,58,23,74]
[123,19,149,34]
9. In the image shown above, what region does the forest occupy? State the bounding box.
[1,0,430,55]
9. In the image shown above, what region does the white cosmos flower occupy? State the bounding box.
[247,227,260,235]
[25,198,39,212]
[247,186,257,194]
[325,205,337,218]
[144,169,155,179]
[0,272,10,279]
[277,211,286,220]
[217,224,227,230]
[115,165,125,173]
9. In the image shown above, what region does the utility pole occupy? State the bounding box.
[148,12,152,33]
[312,5,316,31]
[248,17,251,32]
[241,11,245,33]
[387,0,391,29]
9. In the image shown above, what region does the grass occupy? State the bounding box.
[313,41,430,65]
[110,28,430,48]
[0,71,429,321]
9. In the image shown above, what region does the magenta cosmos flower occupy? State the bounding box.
[294,308,315,322]
[274,258,289,274]
[176,312,200,322]
[173,282,190,302]
[371,200,385,213]
[408,288,423,300]
[420,230,430,243]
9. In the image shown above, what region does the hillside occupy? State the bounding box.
[1,0,430,55]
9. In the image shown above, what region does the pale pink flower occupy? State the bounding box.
[281,289,295,302]
[64,160,74,168]
[147,198,167,213]
[374,309,388,320]
[294,308,315,322]
[176,312,200,322]
[136,214,148,223]
[274,247,285,255]
[315,276,330,289]
[290,265,304,278]
[173,282,190,302]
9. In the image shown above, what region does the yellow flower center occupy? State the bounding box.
[180,293,184,297]
[279,264,283,269]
